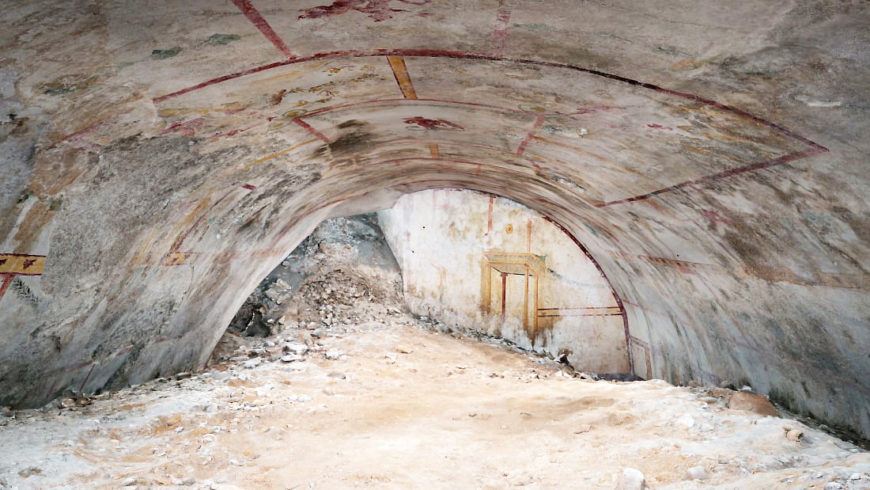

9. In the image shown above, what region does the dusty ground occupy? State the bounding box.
[0,316,868,489]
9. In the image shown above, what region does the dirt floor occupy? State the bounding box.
[0,316,868,489]
[2,217,868,489]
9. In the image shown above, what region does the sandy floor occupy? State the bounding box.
[0,320,868,490]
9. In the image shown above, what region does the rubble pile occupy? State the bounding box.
[226,214,402,335]
[215,213,404,359]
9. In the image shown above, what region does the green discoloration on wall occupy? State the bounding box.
[207,34,241,46]
[151,47,182,60]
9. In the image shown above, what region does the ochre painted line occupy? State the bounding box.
[231,0,294,58]
[292,118,330,143]
[0,254,46,276]
[490,0,512,56]
[428,143,440,158]
[241,137,320,170]
[517,115,545,156]
[386,55,418,99]
[162,252,197,266]
[170,191,233,252]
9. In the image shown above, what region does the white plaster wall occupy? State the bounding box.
[378,189,630,373]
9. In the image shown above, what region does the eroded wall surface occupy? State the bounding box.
[379,189,629,373]
[0,1,867,438]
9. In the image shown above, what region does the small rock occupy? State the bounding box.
[242,359,261,369]
[280,354,303,363]
[396,345,413,354]
[824,482,844,490]
[728,391,778,417]
[676,414,695,428]
[849,473,863,480]
[685,466,709,480]
[60,398,76,409]
[121,476,137,486]
[573,424,592,434]
[617,468,646,490]
[324,350,343,360]
[284,343,308,355]
[786,429,803,442]
[327,371,346,379]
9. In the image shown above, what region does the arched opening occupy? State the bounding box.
[217,188,635,379]
[1,2,868,485]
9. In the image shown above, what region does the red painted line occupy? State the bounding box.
[242,183,256,190]
[231,0,294,58]
[538,306,620,311]
[159,117,204,137]
[143,46,810,149]
[292,117,330,143]
[205,121,263,140]
[490,0,512,56]
[517,114,545,156]
[149,48,827,206]
[0,274,14,302]
[500,272,508,321]
[152,60,290,104]
[542,216,634,375]
[77,363,96,394]
[537,312,623,318]
[526,217,532,252]
[598,146,827,207]
[629,336,650,349]
[299,96,531,119]
[487,195,494,237]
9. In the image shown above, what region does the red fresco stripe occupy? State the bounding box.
[231,0,294,58]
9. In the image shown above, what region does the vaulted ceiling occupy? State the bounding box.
[0,0,868,439]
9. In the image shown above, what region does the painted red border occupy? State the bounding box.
[151,49,827,207]
[539,216,634,373]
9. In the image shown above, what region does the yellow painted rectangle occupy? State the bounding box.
[387,55,418,100]
[0,254,46,275]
